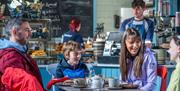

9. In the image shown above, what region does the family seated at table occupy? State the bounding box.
[53,28,157,90]
[51,28,180,91]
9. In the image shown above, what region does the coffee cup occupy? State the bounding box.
[86,75,105,89]
[108,78,119,88]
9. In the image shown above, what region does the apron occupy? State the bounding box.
[126,19,146,42]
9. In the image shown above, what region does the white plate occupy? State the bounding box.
[108,87,122,90]
[71,85,87,88]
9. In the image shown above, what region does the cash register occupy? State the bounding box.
[96,32,122,64]
[103,32,122,56]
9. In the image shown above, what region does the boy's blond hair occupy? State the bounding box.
[62,41,81,59]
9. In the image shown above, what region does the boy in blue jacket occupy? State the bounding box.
[56,41,89,78]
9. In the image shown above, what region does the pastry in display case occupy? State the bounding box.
[31,49,47,57]
[27,19,57,64]
[54,43,63,54]
[28,19,50,56]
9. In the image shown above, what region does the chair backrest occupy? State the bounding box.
[157,66,168,91]
[46,63,58,91]
[46,63,58,77]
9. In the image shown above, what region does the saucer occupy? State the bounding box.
[121,84,138,89]
[71,85,87,88]
[56,82,73,86]
[107,87,122,90]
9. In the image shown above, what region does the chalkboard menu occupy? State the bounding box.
[41,0,63,37]
[41,0,93,37]
[0,0,93,37]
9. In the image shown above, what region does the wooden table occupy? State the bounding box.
[58,85,142,91]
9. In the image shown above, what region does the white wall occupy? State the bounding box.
[96,0,132,32]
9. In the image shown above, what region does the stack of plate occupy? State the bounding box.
[92,41,105,56]
[153,49,166,65]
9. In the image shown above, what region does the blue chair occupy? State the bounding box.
[154,76,162,91]
[46,63,58,77]
[46,63,58,91]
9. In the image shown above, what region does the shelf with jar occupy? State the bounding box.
[151,0,180,65]
[27,19,58,64]
[0,19,3,38]
[153,0,179,17]
[0,16,7,38]
[144,0,154,18]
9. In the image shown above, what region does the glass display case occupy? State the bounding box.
[28,19,58,64]
[0,19,4,38]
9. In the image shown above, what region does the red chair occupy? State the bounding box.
[157,66,167,91]
[46,77,69,90]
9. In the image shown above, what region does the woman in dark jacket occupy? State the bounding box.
[63,17,84,48]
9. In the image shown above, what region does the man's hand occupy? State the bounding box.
[145,43,152,48]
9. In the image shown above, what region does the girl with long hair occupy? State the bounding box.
[119,28,157,91]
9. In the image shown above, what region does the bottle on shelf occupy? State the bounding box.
[88,64,95,78]
[89,68,95,78]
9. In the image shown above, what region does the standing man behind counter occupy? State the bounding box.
[63,17,84,49]
[119,0,154,48]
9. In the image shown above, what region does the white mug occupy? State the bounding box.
[108,78,119,88]
[86,75,105,89]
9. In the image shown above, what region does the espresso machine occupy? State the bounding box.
[103,32,122,56]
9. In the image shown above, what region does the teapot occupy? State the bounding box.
[86,75,105,89]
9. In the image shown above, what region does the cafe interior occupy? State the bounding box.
[0,0,180,91]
